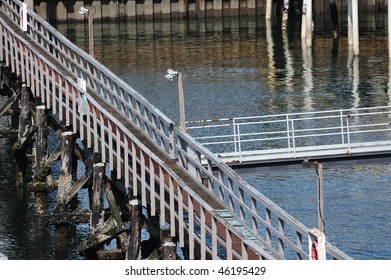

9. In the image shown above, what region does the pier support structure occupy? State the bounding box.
[0,65,182,260]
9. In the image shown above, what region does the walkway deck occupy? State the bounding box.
[187,107,391,169]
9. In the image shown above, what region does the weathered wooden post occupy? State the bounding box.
[160,228,176,260]
[126,196,142,260]
[266,0,273,21]
[14,83,31,187]
[18,84,30,140]
[55,131,74,253]
[34,104,48,214]
[282,0,290,31]
[348,0,359,55]
[301,0,313,47]
[91,162,105,230]
[330,0,339,38]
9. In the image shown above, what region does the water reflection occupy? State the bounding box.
[348,52,361,109]
[302,44,314,112]
[57,13,391,124]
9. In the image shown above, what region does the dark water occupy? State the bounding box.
[1,12,391,259]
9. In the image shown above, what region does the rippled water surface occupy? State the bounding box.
[1,12,391,259]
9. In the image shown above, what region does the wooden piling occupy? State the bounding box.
[18,84,30,140]
[160,228,176,260]
[330,0,339,38]
[14,83,31,187]
[126,196,141,260]
[282,0,290,31]
[348,0,360,55]
[55,131,74,253]
[301,0,313,47]
[91,162,105,230]
[266,0,273,21]
[58,131,74,205]
[35,104,48,214]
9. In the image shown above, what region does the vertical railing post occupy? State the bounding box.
[169,123,176,160]
[340,110,345,145]
[265,208,272,247]
[308,228,326,260]
[346,115,352,152]
[237,124,242,162]
[233,118,237,154]
[291,119,296,157]
[296,231,303,260]
[278,218,285,259]
[286,114,291,150]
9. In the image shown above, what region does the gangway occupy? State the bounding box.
[186,107,391,167]
[0,0,352,260]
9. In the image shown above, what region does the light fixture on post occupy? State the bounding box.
[164,67,187,131]
[79,6,96,58]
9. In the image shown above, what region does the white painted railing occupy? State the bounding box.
[0,0,351,260]
[187,107,391,163]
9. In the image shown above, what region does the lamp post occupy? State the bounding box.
[79,6,96,58]
[164,67,187,131]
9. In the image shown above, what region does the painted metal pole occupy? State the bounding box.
[266,0,273,21]
[88,9,94,58]
[315,163,325,233]
[178,72,186,131]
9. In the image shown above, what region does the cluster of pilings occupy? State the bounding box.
[274,0,362,55]
[27,0,388,22]
[0,64,177,260]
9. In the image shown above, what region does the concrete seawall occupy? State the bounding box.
[30,0,388,22]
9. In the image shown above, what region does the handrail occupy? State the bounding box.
[0,0,351,259]
[187,107,391,161]
[1,0,176,157]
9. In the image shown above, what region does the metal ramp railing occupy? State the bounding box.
[187,107,391,164]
